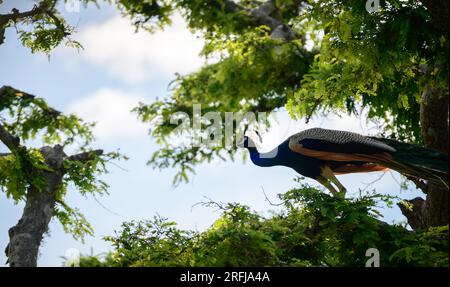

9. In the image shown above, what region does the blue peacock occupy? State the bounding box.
[241,128,449,197]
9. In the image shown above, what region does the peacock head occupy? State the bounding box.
[242,135,253,149]
[238,129,262,150]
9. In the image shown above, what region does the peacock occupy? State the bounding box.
[241,128,449,197]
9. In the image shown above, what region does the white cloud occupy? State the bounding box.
[66,89,148,141]
[76,14,205,83]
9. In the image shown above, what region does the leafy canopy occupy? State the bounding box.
[123,0,448,183]
[2,0,448,264]
[71,182,449,267]
[0,86,122,240]
[3,1,446,183]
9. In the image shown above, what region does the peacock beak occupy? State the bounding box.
[254,130,263,142]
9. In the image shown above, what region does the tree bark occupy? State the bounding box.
[420,84,449,153]
[402,82,449,231]
[5,146,65,267]
[397,197,427,231]
[0,1,70,46]
[223,0,301,41]
[420,84,449,228]
[1,86,104,267]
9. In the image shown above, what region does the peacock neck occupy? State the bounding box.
[248,146,280,167]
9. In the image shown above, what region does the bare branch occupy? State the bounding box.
[360,172,387,193]
[223,0,301,41]
[67,149,104,163]
[261,186,284,207]
[191,196,232,212]
[406,176,428,194]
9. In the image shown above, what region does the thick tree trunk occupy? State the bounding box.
[420,84,449,228]
[420,84,449,153]
[398,197,427,231]
[401,83,449,231]
[5,146,64,267]
[396,1,449,231]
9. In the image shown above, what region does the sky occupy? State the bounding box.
[0,0,422,266]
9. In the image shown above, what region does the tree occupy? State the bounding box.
[0,0,91,52]
[1,0,448,267]
[0,0,124,267]
[119,0,448,230]
[0,86,120,266]
[70,184,449,267]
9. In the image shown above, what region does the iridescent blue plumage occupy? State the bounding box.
[242,128,449,197]
[245,137,323,179]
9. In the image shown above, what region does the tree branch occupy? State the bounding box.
[0,0,69,46]
[406,176,428,194]
[6,145,65,267]
[398,197,427,231]
[0,4,46,27]
[0,2,47,45]
[0,85,61,117]
[68,149,104,163]
[0,85,37,102]
[45,8,71,38]
[223,0,301,41]
[0,123,20,153]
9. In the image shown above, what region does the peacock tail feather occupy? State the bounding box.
[371,137,449,186]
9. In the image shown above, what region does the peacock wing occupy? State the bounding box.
[288,128,395,163]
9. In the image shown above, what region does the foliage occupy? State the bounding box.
[106,2,450,266]
[72,183,449,267]
[286,0,448,143]
[123,0,448,182]
[0,148,49,201]
[389,225,449,266]
[115,0,174,31]
[0,86,123,241]
[0,87,95,147]
[134,25,311,184]
[104,215,197,267]
[2,1,447,184]
[2,0,448,266]
[54,200,95,241]
[0,0,100,53]
[53,150,123,241]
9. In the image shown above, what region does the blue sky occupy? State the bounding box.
[0,0,422,266]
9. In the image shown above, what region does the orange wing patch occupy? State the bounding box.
[289,143,394,163]
[332,164,389,175]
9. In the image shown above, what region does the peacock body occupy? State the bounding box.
[243,128,449,196]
